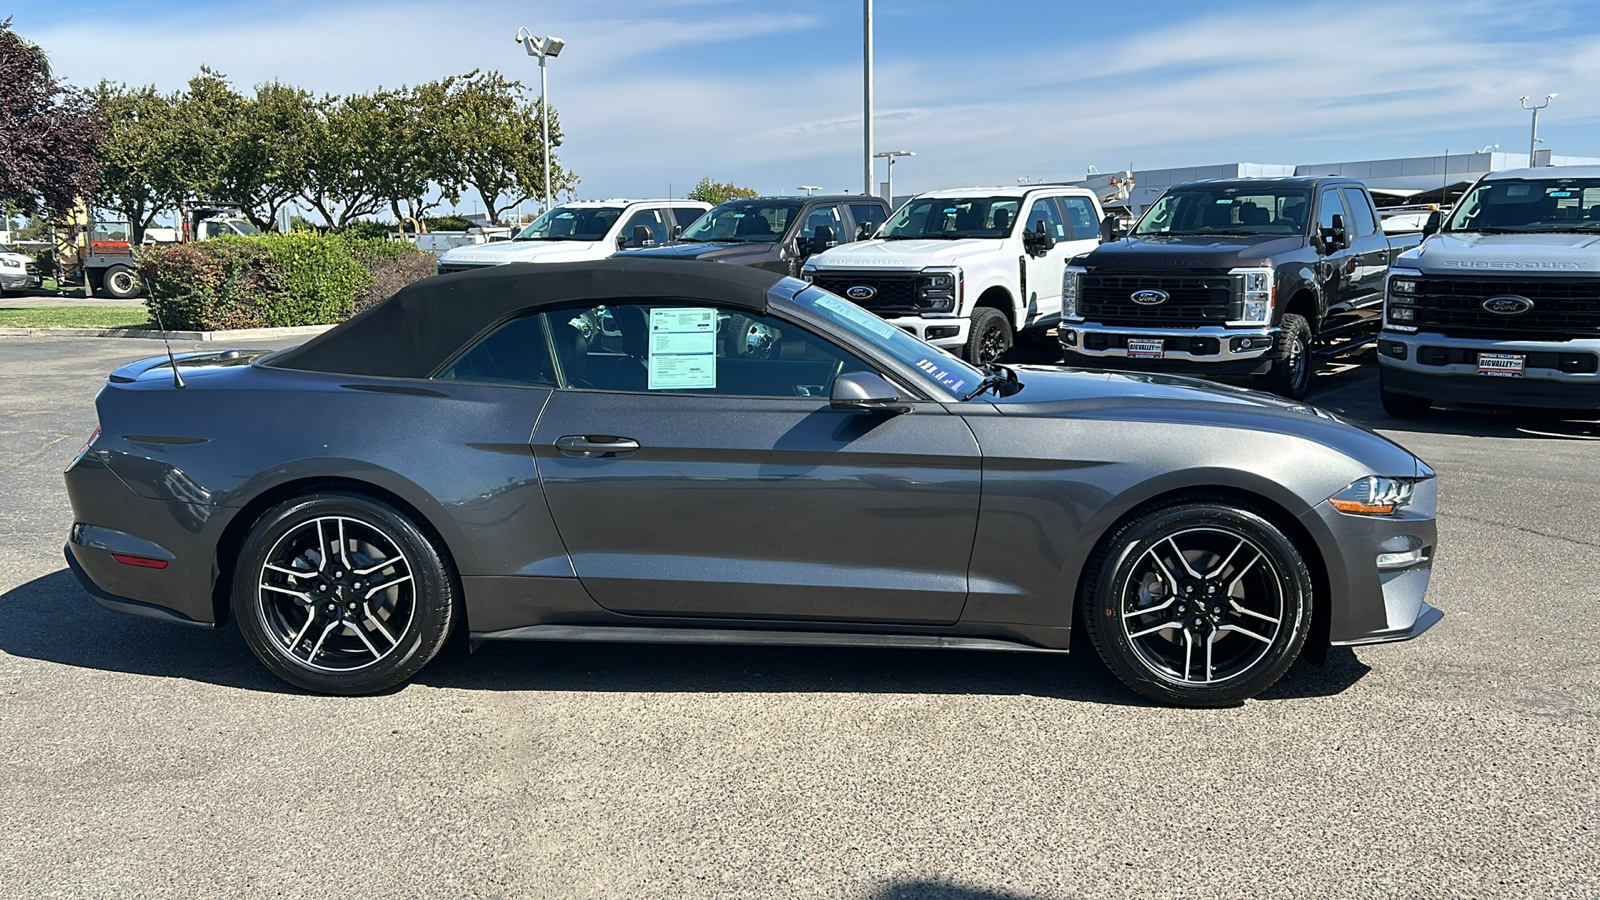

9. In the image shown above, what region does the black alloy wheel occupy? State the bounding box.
[102,264,142,300]
[233,492,456,694]
[965,307,1014,366]
[1080,500,1311,707]
[1262,313,1313,400]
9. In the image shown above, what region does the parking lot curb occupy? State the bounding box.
[0,324,337,341]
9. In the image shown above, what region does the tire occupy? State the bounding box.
[1079,500,1312,707]
[232,492,456,695]
[964,307,1013,365]
[1379,371,1431,418]
[101,265,142,299]
[1260,313,1313,400]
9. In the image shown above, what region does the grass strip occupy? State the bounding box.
[0,306,153,329]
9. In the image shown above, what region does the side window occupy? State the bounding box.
[1340,188,1378,237]
[1024,198,1067,241]
[848,203,887,239]
[435,315,556,387]
[542,302,871,398]
[799,204,843,240]
[1318,189,1349,231]
[620,209,667,247]
[670,207,706,231]
[1055,196,1101,240]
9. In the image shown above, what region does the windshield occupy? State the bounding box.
[1446,178,1600,232]
[230,219,261,236]
[879,197,1021,240]
[680,201,801,243]
[1134,186,1312,236]
[515,206,623,241]
[0,243,14,254]
[792,286,984,398]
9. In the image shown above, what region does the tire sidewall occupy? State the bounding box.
[104,265,140,299]
[965,307,1013,365]
[1083,503,1311,707]
[232,492,454,695]
[1265,314,1313,400]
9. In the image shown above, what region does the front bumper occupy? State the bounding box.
[1,271,42,290]
[1060,323,1281,376]
[1378,331,1600,409]
[884,314,969,351]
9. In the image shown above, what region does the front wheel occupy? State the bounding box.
[1260,313,1313,400]
[102,264,142,299]
[232,492,456,695]
[1080,501,1312,707]
[964,307,1013,365]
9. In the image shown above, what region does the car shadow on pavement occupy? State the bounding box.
[870,882,1067,900]
[0,568,291,693]
[5,568,1371,703]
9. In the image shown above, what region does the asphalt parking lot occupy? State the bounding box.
[2,334,1597,899]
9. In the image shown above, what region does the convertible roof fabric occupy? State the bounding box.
[265,258,787,378]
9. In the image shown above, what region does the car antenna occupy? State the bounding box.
[145,278,186,389]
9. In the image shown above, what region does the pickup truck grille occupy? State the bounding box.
[1410,276,1600,339]
[1081,273,1233,327]
[810,271,925,316]
[24,262,40,276]
[436,262,498,276]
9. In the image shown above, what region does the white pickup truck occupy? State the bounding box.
[801,186,1106,364]
[436,199,710,274]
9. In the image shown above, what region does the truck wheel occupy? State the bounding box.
[1379,371,1432,418]
[965,307,1013,366]
[1261,313,1313,400]
[102,265,142,299]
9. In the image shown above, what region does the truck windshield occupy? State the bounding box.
[1446,178,1600,232]
[1134,187,1312,236]
[680,201,802,243]
[879,197,1022,240]
[515,206,623,241]
[791,286,985,399]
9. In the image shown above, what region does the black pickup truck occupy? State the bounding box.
[625,195,892,278]
[1059,177,1423,398]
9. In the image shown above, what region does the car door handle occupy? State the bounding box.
[555,435,640,459]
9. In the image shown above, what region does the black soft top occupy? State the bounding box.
[265,258,787,378]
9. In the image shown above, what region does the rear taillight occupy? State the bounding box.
[112,554,169,569]
[66,427,100,472]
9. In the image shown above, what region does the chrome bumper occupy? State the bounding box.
[1060,323,1280,362]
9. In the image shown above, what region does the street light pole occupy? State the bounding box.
[1519,94,1555,167]
[517,27,566,211]
[798,186,823,196]
[863,0,873,196]
[873,150,914,205]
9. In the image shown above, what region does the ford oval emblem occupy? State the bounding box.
[1481,295,1534,316]
[845,285,877,301]
[1130,289,1169,306]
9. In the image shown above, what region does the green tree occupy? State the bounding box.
[222,80,317,232]
[92,82,182,243]
[0,18,101,217]
[686,177,758,205]
[445,70,577,224]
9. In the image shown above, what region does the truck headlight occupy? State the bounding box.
[0,258,21,269]
[800,264,816,284]
[1062,266,1086,321]
[1228,267,1274,325]
[1385,267,1421,332]
[1328,476,1416,516]
[918,267,961,313]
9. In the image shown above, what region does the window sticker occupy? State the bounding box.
[648,307,717,389]
[815,295,898,339]
[913,357,969,394]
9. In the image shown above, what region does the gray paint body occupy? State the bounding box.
[64,278,1438,654]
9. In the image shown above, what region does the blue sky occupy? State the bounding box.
[10,0,1600,207]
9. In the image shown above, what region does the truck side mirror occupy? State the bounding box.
[1099,214,1123,242]
[1319,214,1348,252]
[856,223,873,241]
[1024,219,1056,256]
[671,224,684,241]
[811,225,836,255]
[632,225,656,249]
[1422,210,1441,238]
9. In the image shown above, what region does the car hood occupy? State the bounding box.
[984,365,1423,476]
[1402,231,1600,274]
[1080,234,1309,270]
[625,242,780,265]
[810,238,1001,269]
[439,240,605,265]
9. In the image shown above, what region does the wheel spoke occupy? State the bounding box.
[1182,629,1194,682]
[365,573,412,600]
[1229,599,1281,626]
[265,563,314,581]
[1218,622,1273,644]
[1124,596,1176,619]
[306,620,339,662]
[1166,537,1202,578]
[364,608,398,646]
[355,556,405,576]
[314,519,331,572]
[349,622,383,660]
[261,583,313,603]
[1204,628,1217,684]
[1128,618,1182,640]
[289,609,317,648]
[1228,552,1262,595]
[336,518,352,570]
[1204,537,1248,580]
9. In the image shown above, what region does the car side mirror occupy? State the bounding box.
[1023,219,1056,256]
[1422,210,1441,238]
[1099,213,1123,242]
[830,371,910,413]
[632,225,656,249]
[811,225,836,255]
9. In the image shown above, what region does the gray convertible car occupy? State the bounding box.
[64,259,1441,705]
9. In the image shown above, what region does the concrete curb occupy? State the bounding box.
[0,324,336,341]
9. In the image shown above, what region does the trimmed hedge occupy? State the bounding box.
[139,234,433,331]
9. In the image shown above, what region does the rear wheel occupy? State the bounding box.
[964,307,1013,365]
[1080,500,1312,707]
[1260,313,1313,399]
[232,492,455,695]
[1379,370,1432,418]
[102,264,142,299]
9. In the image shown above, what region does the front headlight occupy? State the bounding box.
[800,265,816,283]
[0,258,21,269]
[1228,267,1274,325]
[1385,267,1422,332]
[1062,265,1086,320]
[917,266,961,313]
[1328,476,1416,516]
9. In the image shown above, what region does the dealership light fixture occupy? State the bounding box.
[799,185,824,196]
[517,27,567,211]
[874,150,914,204]
[1519,94,1556,167]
